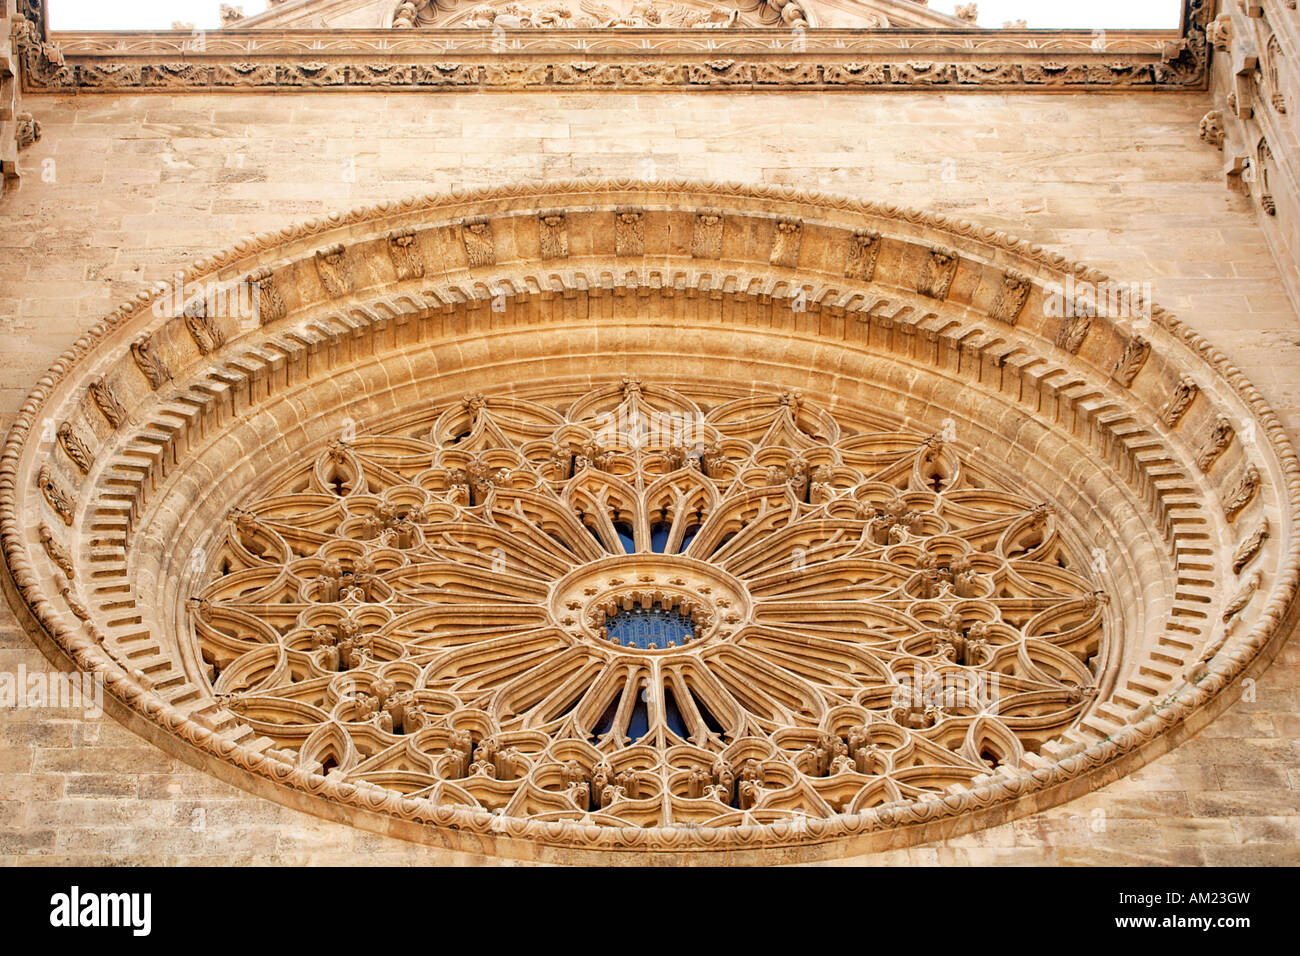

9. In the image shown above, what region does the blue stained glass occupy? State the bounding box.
[614,521,636,554]
[649,522,671,553]
[627,695,650,741]
[606,604,696,649]
[664,687,689,738]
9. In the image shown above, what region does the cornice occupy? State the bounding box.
[16,0,1212,93]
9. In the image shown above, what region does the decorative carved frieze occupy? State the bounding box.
[21,56,1215,93]
[21,1,1213,94]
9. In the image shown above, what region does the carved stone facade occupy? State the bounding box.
[1,0,1298,866]
[1203,0,1300,312]
[1,0,43,192]
[1,181,1296,862]
[16,1,1212,94]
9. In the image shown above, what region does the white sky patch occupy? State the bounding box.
[47,0,1184,31]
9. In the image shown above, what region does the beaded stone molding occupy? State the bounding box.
[1,180,1296,863]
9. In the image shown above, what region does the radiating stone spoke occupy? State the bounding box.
[193,383,1106,826]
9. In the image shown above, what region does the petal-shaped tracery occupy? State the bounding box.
[193,383,1106,827]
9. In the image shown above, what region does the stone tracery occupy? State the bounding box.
[192,383,1105,826]
[1,180,1292,861]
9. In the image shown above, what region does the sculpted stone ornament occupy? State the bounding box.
[1111,335,1151,388]
[56,422,94,474]
[88,377,127,430]
[1199,109,1225,148]
[314,244,354,297]
[539,213,569,259]
[769,219,802,268]
[989,270,1031,324]
[1232,520,1269,575]
[130,336,171,390]
[248,267,286,325]
[916,247,959,299]
[845,230,882,281]
[39,523,75,580]
[1196,415,1235,472]
[691,212,724,259]
[37,465,74,526]
[1221,570,1261,626]
[182,300,225,355]
[462,219,496,267]
[1206,12,1232,51]
[614,209,645,256]
[387,231,425,280]
[57,575,91,622]
[16,113,40,151]
[28,8,1214,93]
[1055,313,1092,355]
[453,1,743,28]
[1224,465,1261,521]
[1160,375,1199,427]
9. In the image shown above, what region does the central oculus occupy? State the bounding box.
[603,603,699,649]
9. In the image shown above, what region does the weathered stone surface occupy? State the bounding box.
[0,10,1296,863]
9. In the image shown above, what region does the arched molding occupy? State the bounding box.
[2,180,1294,863]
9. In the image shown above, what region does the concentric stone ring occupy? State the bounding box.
[2,181,1295,864]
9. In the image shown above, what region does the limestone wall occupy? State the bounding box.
[1,87,1297,864]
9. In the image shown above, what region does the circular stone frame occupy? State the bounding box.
[1,180,1296,864]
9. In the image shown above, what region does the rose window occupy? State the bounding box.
[191,381,1106,824]
[9,185,1287,860]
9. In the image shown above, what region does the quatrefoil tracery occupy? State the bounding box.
[192,383,1106,827]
